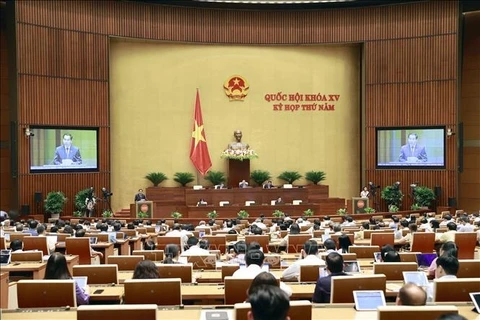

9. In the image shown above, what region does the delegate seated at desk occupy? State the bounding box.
[53,133,83,165]
[197,199,208,206]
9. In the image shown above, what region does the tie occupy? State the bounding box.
[66,148,70,156]
[411,147,414,155]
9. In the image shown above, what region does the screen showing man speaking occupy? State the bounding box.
[29,127,98,173]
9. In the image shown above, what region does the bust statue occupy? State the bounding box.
[227,130,249,150]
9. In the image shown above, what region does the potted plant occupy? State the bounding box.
[138,211,149,219]
[303,209,314,217]
[102,209,113,218]
[173,172,195,187]
[411,203,421,210]
[204,171,226,186]
[381,185,404,208]
[73,210,84,217]
[237,210,249,219]
[365,207,376,214]
[337,208,346,215]
[74,188,91,213]
[145,172,168,187]
[277,171,302,185]
[44,191,67,219]
[171,211,182,219]
[305,171,326,185]
[272,210,285,218]
[250,170,271,187]
[207,210,218,220]
[388,205,399,213]
[412,186,436,208]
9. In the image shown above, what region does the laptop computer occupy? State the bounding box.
[353,290,386,311]
[89,237,98,245]
[469,292,480,313]
[416,253,437,268]
[373,252,382,263]
[344,261,361,273]
[73,276,88,291]
[0,249,12,266]
[403,271,429,287]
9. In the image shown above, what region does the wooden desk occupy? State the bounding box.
[115,239,130,256]
[65,255,79,275]
[56,242,114,264]
[89,285,124,303]
[2,305,477,320]
[0,272,8,309]
[128,237,142,253]
[1,262,46,280]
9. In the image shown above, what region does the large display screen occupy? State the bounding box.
[376,127,445,169]
[30,127,98,173]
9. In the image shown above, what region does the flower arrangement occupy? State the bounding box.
[337,208,347,215]
[102,210,113,218]
[207,210,218,219]
[237,210,249,219]
[221,148,258,161]
[388,205,399,213]
[171,211,182,219]
[365,207,376,213]
[138,211,150,219]
[272,210,285,218]
[303,209,314,217]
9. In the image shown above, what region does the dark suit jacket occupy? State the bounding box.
[134,193,146,202]
[398,144,427,162]
[312,271,349,303]
[54,145,82,165]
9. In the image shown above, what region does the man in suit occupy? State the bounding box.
[53,133,82,165]
[312,252,349,303]
[263,180,274,189]
[398,133,428,162]
[134,189,147,202]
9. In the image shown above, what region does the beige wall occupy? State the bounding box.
[110,39,360,211]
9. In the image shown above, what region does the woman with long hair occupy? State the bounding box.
[132,260,159,279]
[44,252,89,305]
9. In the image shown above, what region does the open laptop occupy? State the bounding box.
[373,251,382,262]
[89,237,98,245]
[0,249,11,266]
[353,290,386,311]
[416,253,437,268]
[344,261,361,273]
[403,271,429,287]
[73,276,88,291]
[469,292,480,313]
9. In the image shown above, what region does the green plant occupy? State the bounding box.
[204,170,226,186]
[303,209,314,217]
[44,191,67,215]
[250,170,272,186]
[138,211,149,219]
[237,210,249,219]
[173,172,195,187]
[74,188,91,212]
[145,172,168,187]
[381,185,404,208]
[102,210,113,218]
[272,210,285,218]
[413,186,436,208]
[411,203,421,210]
[277,171,302,184]
[73,210,84,217]
[305,171,326,185]
[364,207,376,213]
[388,205,399,213]
[207,210,218,219]
[337,208,346,215]
[171,211,182,219]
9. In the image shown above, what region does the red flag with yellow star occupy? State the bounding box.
[189,89,212,176]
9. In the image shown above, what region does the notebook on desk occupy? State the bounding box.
[0,249,11,266]
[353,290,386,311]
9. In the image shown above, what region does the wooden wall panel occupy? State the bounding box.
[459,12,480,212]
[17,75,108,126]
[16,24,108,80]
[6,0,463,213]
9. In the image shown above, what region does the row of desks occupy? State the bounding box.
[2,304,478,320]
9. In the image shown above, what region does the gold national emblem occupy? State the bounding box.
[223,75,249,101]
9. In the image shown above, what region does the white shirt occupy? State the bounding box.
[232,264,292,297]
[360,191,369,198]
[281,254,325,280]
[180,245,210,256]
[457,223,474,232]
[167,229,188,251]
[252,222,266,230]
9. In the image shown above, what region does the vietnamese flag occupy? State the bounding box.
[189,89,212,176]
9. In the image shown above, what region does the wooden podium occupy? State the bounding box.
[228,159,250,188]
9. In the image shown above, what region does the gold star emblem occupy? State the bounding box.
[192,122,206,147]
